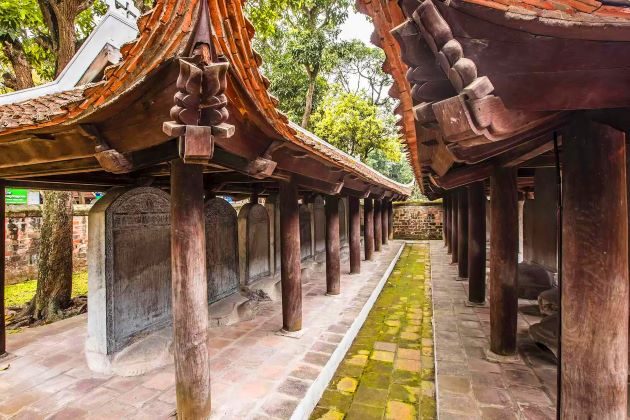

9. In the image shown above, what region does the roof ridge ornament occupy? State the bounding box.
[163,0,234,165]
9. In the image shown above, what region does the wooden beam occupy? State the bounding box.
[457,188,469,278]
[364,198,374,261]
[381,199,389,246]
[325,196,341,295]
[387,201,393,241]
[445,194,452,252]
[279,180,302,332]
[374,199,382,252]
[349,197,361,274]
[451,191,459,264]
[489,166,518,356]
[467,181,486,305]
[170,159,211,417]
[0,184,5,356]
[561,120,628,417]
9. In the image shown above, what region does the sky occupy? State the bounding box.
[339,9,374,44]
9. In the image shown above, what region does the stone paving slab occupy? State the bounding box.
[0,242,404,420]
[429,240,557,420]
[310,243,436,420]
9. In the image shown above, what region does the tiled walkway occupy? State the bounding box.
[0,243,404,420]
[310,243,436,420]
[430,240,557,419]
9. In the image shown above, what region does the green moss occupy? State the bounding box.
[5,271,88,308]
[311,244,436,420]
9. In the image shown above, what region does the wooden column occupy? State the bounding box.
[489,166,518,355]
[348,196,361,274]
[445,195,452,252]
[561,120,628,417]
[170,159,211,418]
[279,180,302,331]
[451,191,459,263]
[325,196,341,295]
[381,199,389,245]
[374,199,382,252]
[457,188,469,278]
[387,201,394,240]
[364,198,374,261]
[0,184,5,356]
[468,182,486,304]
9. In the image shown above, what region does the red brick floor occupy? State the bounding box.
[0,243,404,419]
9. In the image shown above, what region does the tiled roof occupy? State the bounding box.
[0,0,411,196]
[0,88,87,131]
[357,0,426,191]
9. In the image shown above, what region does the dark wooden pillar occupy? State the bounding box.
[325,196,341,295]
[387,201,393,240]
[374,199,382,252]
[451,191,459,263]
[457,188,469,278]
[445,195,452,252]
[0,184,5,356]
[561,120,628,417]
[348,196,361,274]
[364,198,374,261]
[468,182,486,304]
[170,159,211,418]
[489,166,518,356]
[381,199,389,245]
[279,181,302,331]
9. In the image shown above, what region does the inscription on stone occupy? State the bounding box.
[339,198,347,243]
[205,198,239,302]
[89,187,172,355]
[299,204,313,261]
[240,203,270,284]
[313,196,325,254]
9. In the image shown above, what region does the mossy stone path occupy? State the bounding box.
[311,243,436,420]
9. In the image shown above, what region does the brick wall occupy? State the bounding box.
[5,205,90,284]
[393,202,443,240]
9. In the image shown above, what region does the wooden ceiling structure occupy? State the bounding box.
[358,0,630,198]
[0,0,410,200]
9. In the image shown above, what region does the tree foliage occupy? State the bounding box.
[330,40,393,109]
[246,0,352,127]
[0,0,106,92]
[311,90,399,160]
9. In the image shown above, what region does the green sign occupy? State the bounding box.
[6,188,28,205]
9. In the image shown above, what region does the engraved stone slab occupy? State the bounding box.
[206,197,239,302]
[87,187,172,361]
[299,204,313,261]
[239,203,270,284]
[313,196,325,254]
[339,198,347,243]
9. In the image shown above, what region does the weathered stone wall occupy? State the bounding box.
[5,205,90,284]
[393,202,443,240]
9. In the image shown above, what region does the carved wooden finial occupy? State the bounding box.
[163,0,234,165]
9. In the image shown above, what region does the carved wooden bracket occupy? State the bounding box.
[245,157,277,180]
[81,124,134,174]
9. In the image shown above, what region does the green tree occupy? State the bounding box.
[331,40,393,109]
[246,0,352,128]
[311,90,401,161]
[1,0,106,323]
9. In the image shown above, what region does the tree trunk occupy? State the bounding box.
[301,71,316,128]
[29,191,73,320]
[2,39,34,90]
[38,0,92,76]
